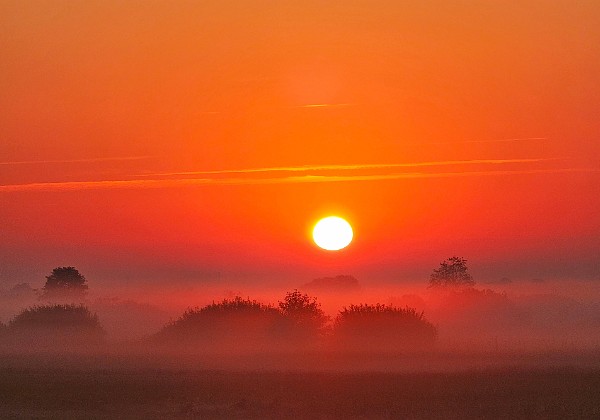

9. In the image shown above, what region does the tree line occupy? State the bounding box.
[0,257,477,349]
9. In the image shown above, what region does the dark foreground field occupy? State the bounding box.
[1,363,600,419]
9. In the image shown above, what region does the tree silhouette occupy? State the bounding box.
[41,267,88,300]
[278,290,329,338]
[428,257,475,288]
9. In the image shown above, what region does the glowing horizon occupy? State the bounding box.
[0,1,598,288]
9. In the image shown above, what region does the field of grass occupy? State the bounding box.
[1,362,600,419]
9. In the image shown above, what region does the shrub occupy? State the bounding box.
[154,296,284,347]
[7,304,105,345]
[333,303,437,350]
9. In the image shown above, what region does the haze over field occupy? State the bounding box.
[2,270,600,360]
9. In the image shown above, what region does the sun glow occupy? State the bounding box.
[312,216,353,251]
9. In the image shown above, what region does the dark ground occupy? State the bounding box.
[1,361,600,419]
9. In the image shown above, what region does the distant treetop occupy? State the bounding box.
[41,266,88,300]
[302,275,361,293]
[428,257,475,289]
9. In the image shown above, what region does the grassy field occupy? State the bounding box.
[1,364,600,419]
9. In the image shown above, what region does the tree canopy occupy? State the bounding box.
[428,257,475,289]
[41,266,88,300]
[278,289,329,337]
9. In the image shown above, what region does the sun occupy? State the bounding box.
[312,216,353,251]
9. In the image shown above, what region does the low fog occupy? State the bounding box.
[2,267,600,372]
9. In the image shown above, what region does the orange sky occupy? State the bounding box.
[1,1,599,291]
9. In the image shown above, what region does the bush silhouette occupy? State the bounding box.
[332,303,437,350]
[154,295,438,352]
[7,304,105,346]
[155,296,284,347]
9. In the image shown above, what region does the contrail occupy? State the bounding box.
[135,158,559,178]
[0,156,154,166]
[1,167,596,193]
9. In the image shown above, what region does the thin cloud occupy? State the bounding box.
[294,103,353,108]
[136,158,558,178]
[431,137,548,144]
[294,168,598,183]
[1,168,596,193]
[0,156,154,166]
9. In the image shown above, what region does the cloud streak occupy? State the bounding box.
[0,156,154,166]
[136,158,558,178]
[1,167,596,193]
[293,103,353,109]
[431,137,548,144]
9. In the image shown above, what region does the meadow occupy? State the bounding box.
[1,362,599,419]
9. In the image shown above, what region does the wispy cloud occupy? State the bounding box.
[0,156,154,166]
[293,103,353,109]
[431,137,548,144]
[1,168,596,193]
[136,158,557,178]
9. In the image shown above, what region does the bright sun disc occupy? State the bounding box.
[312,216,353,251]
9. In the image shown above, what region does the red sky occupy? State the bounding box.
[1,1,599,292]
